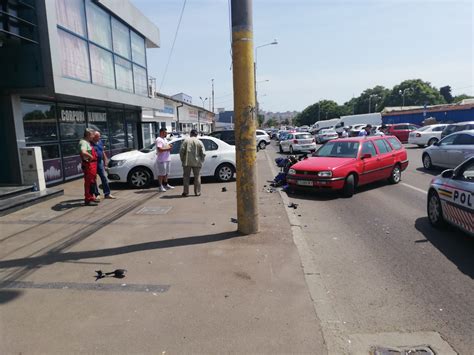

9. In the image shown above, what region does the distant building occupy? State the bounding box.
[171,93,192,105]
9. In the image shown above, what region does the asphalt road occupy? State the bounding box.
[265,140,474,354]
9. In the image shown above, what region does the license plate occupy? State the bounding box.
[297,180,313,186]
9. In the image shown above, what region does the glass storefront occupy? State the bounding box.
[21,99,140,185]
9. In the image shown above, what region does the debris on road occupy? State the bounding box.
[230,218,238,223]
[222,187,227,192]
[288,202,298,209]
[95,269,127,281]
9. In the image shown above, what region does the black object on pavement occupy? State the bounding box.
[288,202,299,209]
[95,269,127,281]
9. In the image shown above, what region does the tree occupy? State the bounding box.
[381,79,446,108]
[439,86,453,103]
[257,114,265,128]
[265,117,278,128]
[452,94,473,103]
[295,99,341,126]
[351,86,390,114]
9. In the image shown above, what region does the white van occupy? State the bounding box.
[334,113,382,134]
[310,118,340,134]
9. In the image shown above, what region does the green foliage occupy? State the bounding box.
[351,86,390,114]
[452,94,473,103]
[439,86,453,103]
[295,99,343,126]
[382,79,446,108]
[257,114,265,128]
[265,117,278,128]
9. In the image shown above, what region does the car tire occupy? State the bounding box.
[279,144,283,153]
[128,167,152,188]
[215,163,235,182]
[258,140,266,150]
[422,153,433,170]
[342,174,355,198]
[427,138,438,146]
[427,190,445,227]
[388,164,401,184]
[290,146,294,154]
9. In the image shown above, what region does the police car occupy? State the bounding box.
[427,157,474,236]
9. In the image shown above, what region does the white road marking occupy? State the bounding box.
[401,182,427,195]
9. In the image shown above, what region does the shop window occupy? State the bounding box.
[112,18,131,59]
[87,107,109,152]
[58,104,86,141]
[114,56,133,92]
[58,29,91,82]
[86,0,112,50]
[108,109,126,154]
[131,31,146,66]
[61,141,83,179]
[55,0,87,37]
[90,44,115,88]
[125,111,138,149]
[142,123,154,148]
[41,144,63,184]
[21,101,58,143]
[133,64,148,96]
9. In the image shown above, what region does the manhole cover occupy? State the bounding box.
[135,206,172,215]
[371,345,435,355]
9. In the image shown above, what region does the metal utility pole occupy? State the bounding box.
[231,0,259,234]
[211,78,215,113]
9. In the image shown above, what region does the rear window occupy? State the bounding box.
[386,137,402,150]
[296,133,312,139]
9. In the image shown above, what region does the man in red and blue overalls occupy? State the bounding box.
[78,128,98,206]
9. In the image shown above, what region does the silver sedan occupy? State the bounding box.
[422,130,474,170]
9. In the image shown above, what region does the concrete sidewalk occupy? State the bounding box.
[0,151,326,354]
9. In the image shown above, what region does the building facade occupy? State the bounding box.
[0,0,162,185]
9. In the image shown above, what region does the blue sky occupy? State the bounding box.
[132,0,473,112]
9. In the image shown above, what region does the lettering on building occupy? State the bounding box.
[87,111,107,122]
[61,110,85,122]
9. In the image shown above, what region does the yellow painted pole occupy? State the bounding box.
[231,0,259,234]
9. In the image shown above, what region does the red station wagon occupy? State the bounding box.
[386,123,419,143]
[286,136,409,197]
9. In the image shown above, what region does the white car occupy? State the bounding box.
[107,136,236,188]
[279,132,316,153]
[408,124,447,147]
[314,129,339,144]
[256,129,271,150]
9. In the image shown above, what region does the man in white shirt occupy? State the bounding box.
[155,128,174,192]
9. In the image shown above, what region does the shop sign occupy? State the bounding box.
[87,111,107,122]
[63,155,83,179]
[188,109,198,118]
[61,110,85,122]
[43,158,63,183]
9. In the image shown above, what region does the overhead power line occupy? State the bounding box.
[159,0,187,92]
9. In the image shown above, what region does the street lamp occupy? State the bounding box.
[254,39,278,116]
[199,97,208,133]
[368,94,380,113]
[399,88,413,108]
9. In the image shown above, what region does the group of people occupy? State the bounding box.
[155,127,206,197]
[78,128,116,206]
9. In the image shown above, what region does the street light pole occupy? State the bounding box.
[199,96,208,133]
[211,79,214,113]
[254,39,277,118]
[399,88,412,108]
[368,94,379,113]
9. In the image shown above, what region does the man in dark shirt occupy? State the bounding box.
[92,131,116,200]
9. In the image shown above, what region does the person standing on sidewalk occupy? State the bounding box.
[179,129,206,197]
[92,131,116,200]
[78,128,98,206]
[155,128,174,192]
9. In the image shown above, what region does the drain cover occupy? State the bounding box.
[371,346,435,355]
[135,206,172,215]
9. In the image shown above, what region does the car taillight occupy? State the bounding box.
[416,133,421,137]
[293,139,298,144]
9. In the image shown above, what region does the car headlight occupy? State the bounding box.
[317,171,332,177]
[288,168,296,175]
[109,159,126,168]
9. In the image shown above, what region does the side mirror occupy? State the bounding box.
[361,153,372,159]
[441,169,454,179]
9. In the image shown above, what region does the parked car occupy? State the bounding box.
[427,157,474,236]
[107,136,236,188]
[286,136,408,197]
[408,124,447,147]
[256,129,271,149]
[315,128,339,144]
[441,121,474,139]
[386,123,420,143]
[422,130,474,170]
[208,129,270,149]
[279,132,316,154]
[348,124,367,137]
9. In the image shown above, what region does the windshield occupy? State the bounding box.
[316,141,359,158]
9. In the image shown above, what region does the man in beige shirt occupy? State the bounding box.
[179,129,206,197]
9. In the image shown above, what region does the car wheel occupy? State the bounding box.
[290,146,294,154]
[427,190,445,227]
[128,167,152,188]
[279,144,283,153]
[427,138,438,146]
[215,163,235,182]
[342,174,355,198]
[388,165,401,184]
[422,153,433,170]
[258,140,266,150]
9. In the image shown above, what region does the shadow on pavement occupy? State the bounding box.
[51,199,84,211]
[416,167,442,176]
[0,231,243,270]
[415,217,474,279]
[0,290,23,304]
